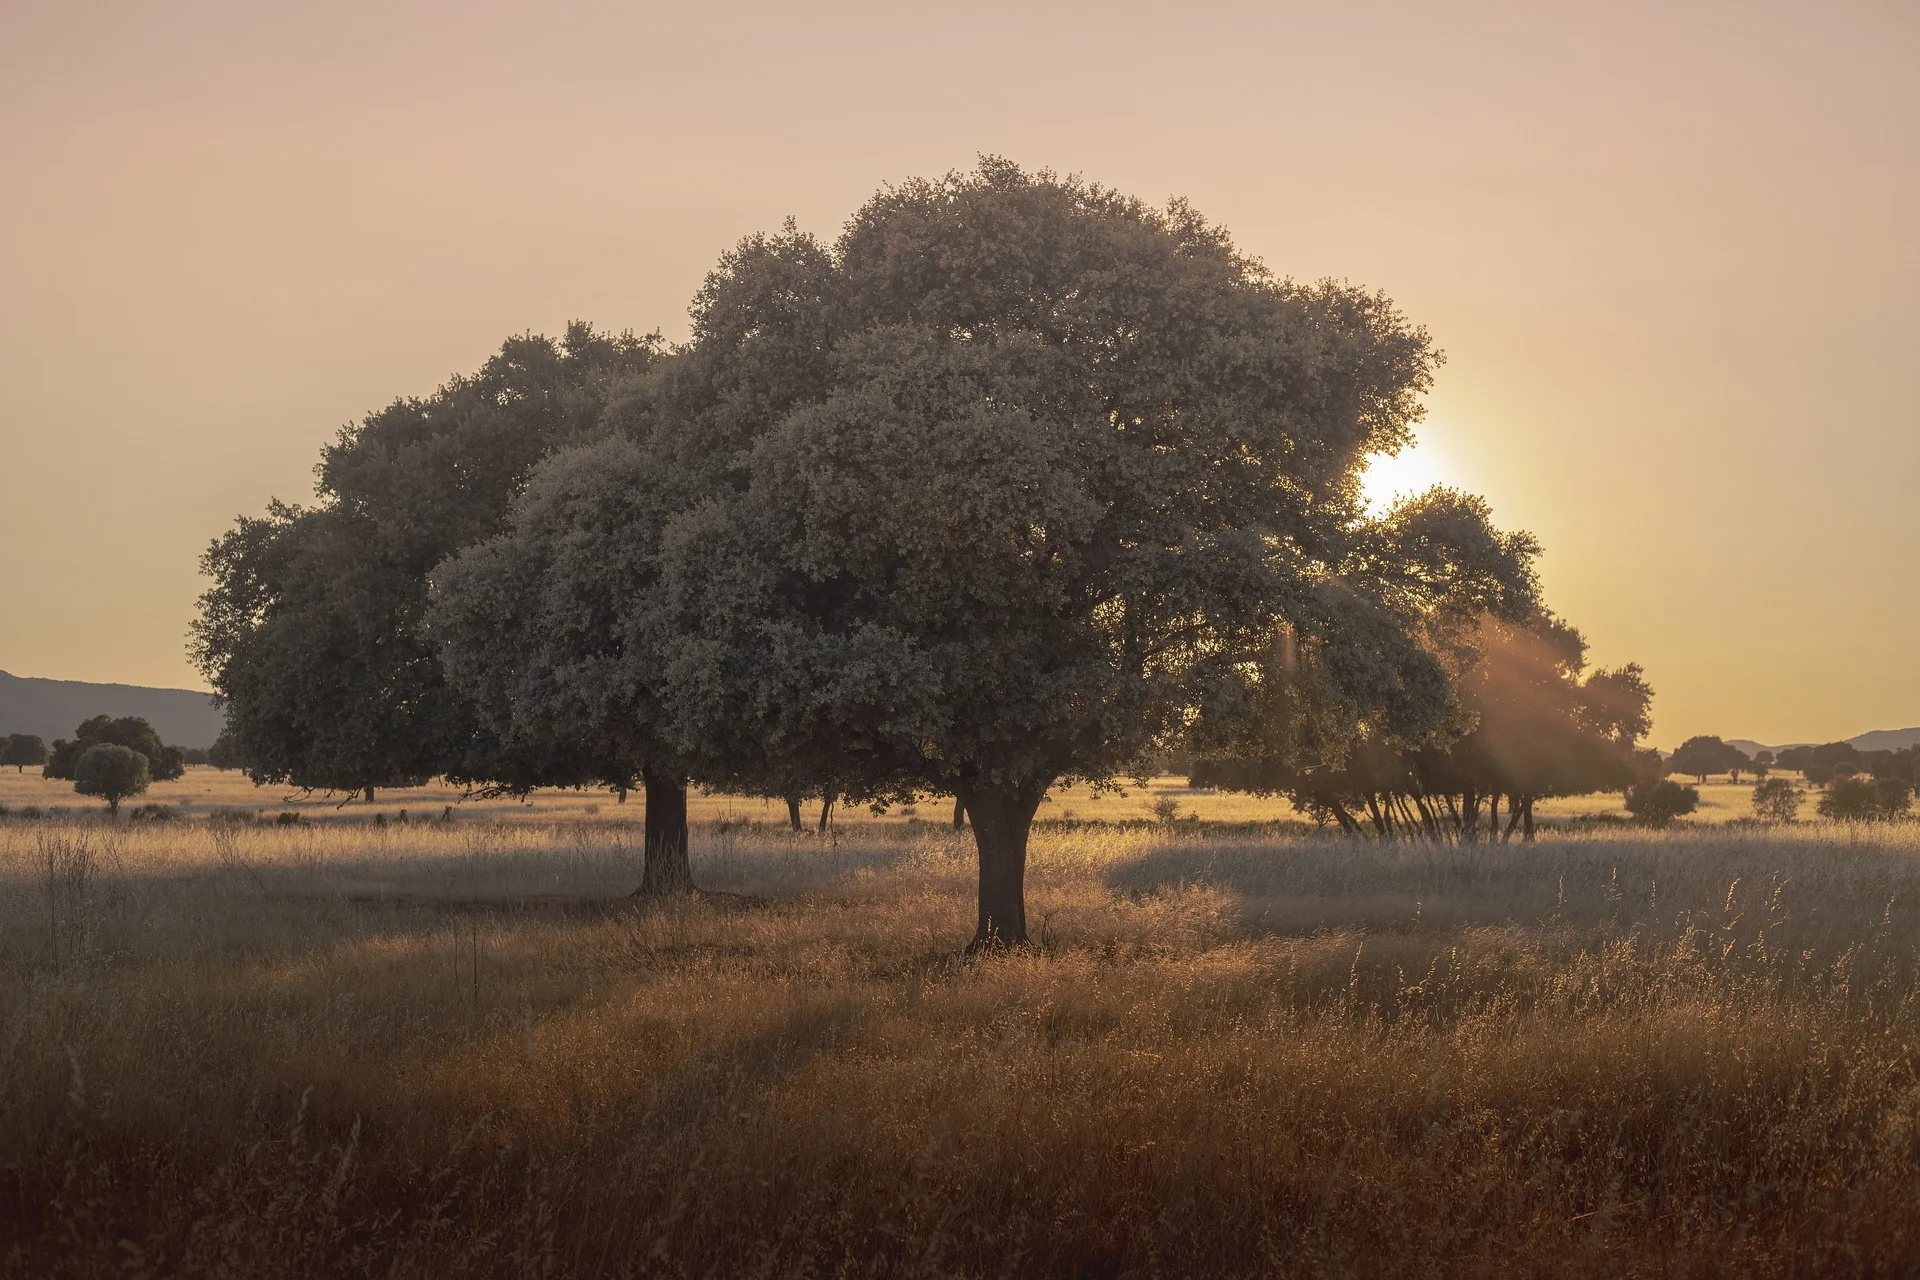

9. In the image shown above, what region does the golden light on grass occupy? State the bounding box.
[6,809,1920,1273]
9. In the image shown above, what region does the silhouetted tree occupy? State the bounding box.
[1751,776,1802,823]
[45,717,184,782]
[1627,778,1698,827]
[1,733,46,772]
[74,743,150,815]
[1666,735,1749,783]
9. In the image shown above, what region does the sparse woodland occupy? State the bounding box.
[10,161,1919,1275]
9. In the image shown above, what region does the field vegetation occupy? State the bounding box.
[6,809,1920,1275]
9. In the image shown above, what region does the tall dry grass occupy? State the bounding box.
[4,814,1920,1276]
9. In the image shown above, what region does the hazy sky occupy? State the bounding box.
[2,0,1914,746]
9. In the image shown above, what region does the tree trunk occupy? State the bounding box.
[1363,793,1390,838]
[1502,800,1524,844]
[364,786,375,804]
[1521,796,1535,842]
[1488,792,1500,841]
[636,769,692,897]
[817,795,836,834]
[956,777,1049,949]
[952,796,967,830]
[616,783,627,804]
[785,793,804,832]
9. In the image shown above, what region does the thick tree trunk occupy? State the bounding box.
[364,786,375,804]
[1521,796,1535,842]
[1502,800,1524,844]
[1326,798,1363,836]
[1461,789,1481,842]
[636,769,692,897]
[616,784,627,805]
[952,796,967,830]
[817,796,836,834]
[785,793,804,832]
[957,777,1049,949]
[1488,792,1500,841]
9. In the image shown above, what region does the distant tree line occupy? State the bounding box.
[194,161,1661,945]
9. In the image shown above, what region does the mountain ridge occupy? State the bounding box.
[0,669,224,749]
[1724,729,1920,758]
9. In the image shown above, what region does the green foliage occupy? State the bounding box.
[191,324,658,794]
[1192,610,1652,841]
[1626,779,1699,827]
[44,717,184,782]
[206,730,243,771]
[1,733,47,772]
[1818,774,1912,822]
[640,161,1537,939]
[1751,776,1802,823]
[74,743,151,814]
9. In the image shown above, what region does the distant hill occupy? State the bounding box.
[0,669,224,748]
[1724,729,1920,758]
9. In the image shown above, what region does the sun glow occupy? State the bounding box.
[1359,437,1458,514]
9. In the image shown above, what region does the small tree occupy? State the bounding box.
[1626,778,1699,827]
[1751,776,1801,824]
[74,743,150,815]
[1,733,47,773]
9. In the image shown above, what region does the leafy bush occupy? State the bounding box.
[1819,775,1913,822]
[1626,779,1699,827]
[1751,777,1803,824]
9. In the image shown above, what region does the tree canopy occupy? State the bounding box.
[632,161,1536,943]
[74,743,150,815]
[45,716,184,782]
[191,324,659,798]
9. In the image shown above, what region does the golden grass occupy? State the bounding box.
[6,813,1920,1275]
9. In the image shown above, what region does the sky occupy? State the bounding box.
[1,0,1915,747]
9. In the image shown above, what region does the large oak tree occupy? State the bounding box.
[646,161,1537,944]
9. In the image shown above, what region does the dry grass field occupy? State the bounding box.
[6,797,1920,1276]
[0,764,1776,831]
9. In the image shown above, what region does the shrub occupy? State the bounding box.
[1751,777,1803,824]
[1804,763,1834,786]
[1819,775,1913,822]
[1626,779,1699,827]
